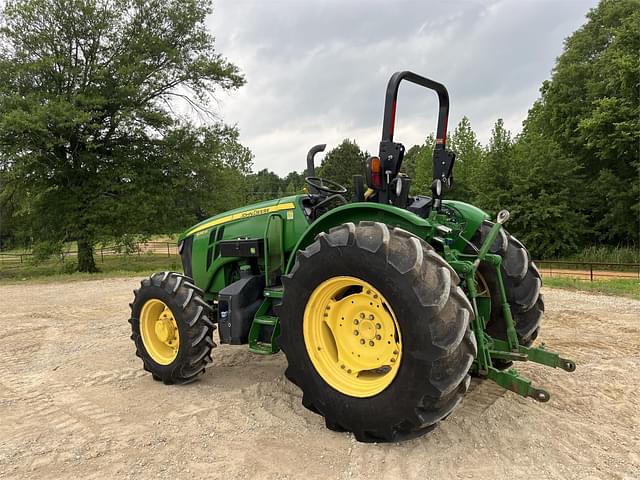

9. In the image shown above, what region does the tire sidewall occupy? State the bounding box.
[131,284,191,376]
[280,241,446,428]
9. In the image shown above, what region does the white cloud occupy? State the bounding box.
[207,0,597,175]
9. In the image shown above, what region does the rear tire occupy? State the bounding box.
[472,221,544,349]
[129,271,216,385]
[279,222,477,442]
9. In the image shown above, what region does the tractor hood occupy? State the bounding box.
[178,196,299,243]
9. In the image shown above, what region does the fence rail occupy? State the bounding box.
[1,244,638,281]
[0,241,179,270]
[533,260,640,281]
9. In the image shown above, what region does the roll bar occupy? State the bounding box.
[381,71,450,147]
[376,71,455,208]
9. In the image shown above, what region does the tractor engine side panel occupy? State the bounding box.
[180,196,310,297]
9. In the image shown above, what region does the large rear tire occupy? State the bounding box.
[278,222,477,442]
[472,221,544,347]
[129,271,216,385]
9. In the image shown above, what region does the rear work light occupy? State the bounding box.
[370,156,382,188]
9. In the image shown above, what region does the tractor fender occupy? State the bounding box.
[285,202,435,274]
[441,200,491,251]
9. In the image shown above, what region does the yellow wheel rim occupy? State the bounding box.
[140,299,180,365]
[303,276,402,398]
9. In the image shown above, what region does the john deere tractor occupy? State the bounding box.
[129,71,576,442]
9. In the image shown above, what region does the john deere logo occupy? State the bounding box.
[241,207,270,218]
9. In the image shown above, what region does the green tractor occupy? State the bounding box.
[129,71,576,442]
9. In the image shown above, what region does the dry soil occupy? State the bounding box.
[0,278,638,480]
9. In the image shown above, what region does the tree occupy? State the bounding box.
[411,134,435,195]
[400,144,422,180]
[317,139,368,196]
[527,0,639,245]
[474,119,514,215]
[447,117,482,203]
[506,104,587,258]
[0,0,245,271]
[244,169,284,203]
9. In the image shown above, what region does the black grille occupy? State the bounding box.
[180,235,193,278]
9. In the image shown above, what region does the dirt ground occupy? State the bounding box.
[0,278,638,480]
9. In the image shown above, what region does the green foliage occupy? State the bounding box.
[473,119,514,215]
[529,0,639,244]
[244,169,287,203]
[317,139,368,197]
[561,246,640,265]
[447,117,482,203]
[411,135,435,195]
[0,0,246,271]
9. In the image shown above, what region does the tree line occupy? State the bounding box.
[0,0,637,270]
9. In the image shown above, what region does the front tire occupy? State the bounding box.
[129,271,216,385]
[472,221,544,347]
[278,222,476,442]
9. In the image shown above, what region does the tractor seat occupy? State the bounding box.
[301,194,347,221]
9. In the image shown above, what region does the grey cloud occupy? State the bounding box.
[207,0,597,175]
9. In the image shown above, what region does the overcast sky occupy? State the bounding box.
[206,0,598,176]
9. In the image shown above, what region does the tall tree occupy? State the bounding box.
[506,104,587,258]
[475,119,514,215]
[411,134,435,195]
[0,0,245,271]
[400,144,422,180]
[317,139,368,196]
[528,0,639,244]
[244,169,285,203]
[447,116,482,203]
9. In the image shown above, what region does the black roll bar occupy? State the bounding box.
[381,71,450,147]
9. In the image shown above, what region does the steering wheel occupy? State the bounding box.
[305,176,347,195]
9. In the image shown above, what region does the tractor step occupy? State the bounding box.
[249,341,277,355]
[263,286,284,299]
[248,297,280,355]
[253,315,278,326]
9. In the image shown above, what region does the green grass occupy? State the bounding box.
[544,277,640,300]
[555,245,639,264]
[0,254,180,284]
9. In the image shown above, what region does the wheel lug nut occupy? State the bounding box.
[376,335,381,340]
[368,314,374,320]
[393,350,399,355]
[390,358,396,363]
[354,330,359,336]
[369,341,375,347]
[360,339,365,345]
[359,313,365,319]
[341,364,345,369]
[375,323,381,329]
[353,319,359,325]
[347,369,352,373]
